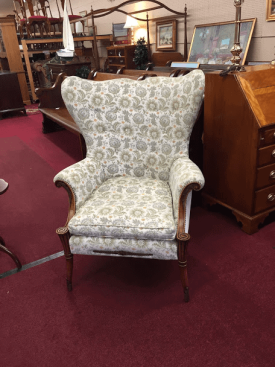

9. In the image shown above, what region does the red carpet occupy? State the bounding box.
[0,108,275,366]
[0,136,68,273]
[0,109,82,172]
[0,209,275,367]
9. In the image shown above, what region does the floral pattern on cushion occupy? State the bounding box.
[55,71,205,252]
[68,176,176,240]
[69,235,178,260]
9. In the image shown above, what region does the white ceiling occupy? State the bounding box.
[0,0,15,17]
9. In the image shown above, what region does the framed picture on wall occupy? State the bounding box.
[266,0,275,21]
[188,18,256,65]
[155,20,177,51]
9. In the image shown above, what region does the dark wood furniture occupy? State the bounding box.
[48,61,92,83]
[0,71,26,120]
[203,64,275,234]
[0,179,22,270]
[107,45,136,73]
[150,52,183,67]
[0,16,30,104]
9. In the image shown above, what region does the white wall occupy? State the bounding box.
[2,0,275,62]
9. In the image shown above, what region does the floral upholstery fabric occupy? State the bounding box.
[69,176,176,240]
[169,157,205,226]
[69,236,178,260]
[54,71,205,259]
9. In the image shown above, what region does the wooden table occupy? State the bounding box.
[0,71,26,120]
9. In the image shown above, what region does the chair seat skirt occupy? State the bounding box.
[68,15,82,20]
[29,16,47,20]
[48,18,60,22]
[69,175,177,241]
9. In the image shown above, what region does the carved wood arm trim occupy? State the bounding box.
[176,182,200,241]
[36,72,67,108]
[55,180,76,229]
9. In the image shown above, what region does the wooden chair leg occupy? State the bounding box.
[177,234,190,302]
[56,227,73,291]
[0,236,22,270]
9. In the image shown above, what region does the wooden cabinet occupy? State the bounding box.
[0,17,30,104]
[106,45,136,73]
[48,61,92,83]
[203,65,275,234]
[0,71,26,119]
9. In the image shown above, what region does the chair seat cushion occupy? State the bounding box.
[68,176,176,241]
[29,16,47,19]
[69,235,178,260]
[68,15,82,20]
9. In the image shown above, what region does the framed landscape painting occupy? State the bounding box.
[156,20,177,51]
[188,18,256,65]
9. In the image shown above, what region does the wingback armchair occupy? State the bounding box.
[55,70,205,302]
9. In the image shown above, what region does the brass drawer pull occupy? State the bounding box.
[270,170,275,179]
[273,132,275,138]
[272,149,275,158]
[267,193,275,201]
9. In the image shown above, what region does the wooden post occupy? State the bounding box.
[183,4,188,61]
[91,8,100,70]
[146,12,151,63]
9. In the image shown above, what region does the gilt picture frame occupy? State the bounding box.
[156,20,177,51]
[188,18,256,66]
[266,0,275,21]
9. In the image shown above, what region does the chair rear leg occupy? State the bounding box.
[177,234,190,302]
[56,227,73,291]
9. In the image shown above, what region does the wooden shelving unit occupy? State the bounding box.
[106,45,136,73]
[21,34,113,101]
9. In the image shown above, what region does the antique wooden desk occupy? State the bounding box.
[0,71,26,120]
[203,64,275,234]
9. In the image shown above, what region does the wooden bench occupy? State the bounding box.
[115,67,179,78]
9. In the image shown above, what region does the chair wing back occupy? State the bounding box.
[61,70,205,182]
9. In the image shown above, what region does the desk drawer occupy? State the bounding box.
[116,49,125,56]
[255,184,275,213]
[108,57,115,64]
[107,49,115,56]
[256,163,275,189]
[260,128,275,147]
[258,144,275,166]
[118,57,125,65]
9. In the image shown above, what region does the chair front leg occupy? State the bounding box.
[177,233,190,302]
[56,227,73,291]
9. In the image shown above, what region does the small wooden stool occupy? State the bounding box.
[0,179,22,270]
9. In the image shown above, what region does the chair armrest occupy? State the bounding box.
[54,158,103,211]
[169,157,205,232]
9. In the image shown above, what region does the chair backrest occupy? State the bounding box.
[25,0,35,16]
[36,0,52,17]
[13,0,27,19]
[91,72,139,82]
[119,68,173,77]
[61,70,205,182]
